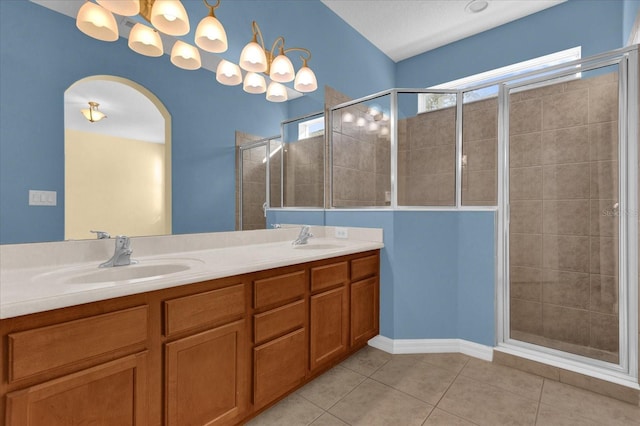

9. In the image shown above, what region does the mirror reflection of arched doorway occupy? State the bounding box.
[64,75,171,240]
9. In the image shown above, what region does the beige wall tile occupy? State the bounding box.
[543,235,590,273]
[510,200,543,234]
[541,126,589,165]
[462,170,496,205]
[463,105,497,141]
[558,370,639,406]
[542,269,590,309]
[589,121,618,161]
[590,274,618,315]
[511,298,543,335]
[510,132,542,167]
[510,233,542,268]
[589,312,619,352]
[588,83,619,124]
[543,199,590,236]
[590,160,618,199]
[542,304,590,346]
[510,98,542,135]
[511,266,542,301]
[590,199,619,237]
[542,89,588,130]
[492,351,560,380]
[510,166,542,200]
[463,138,496,171]
[589,237,618,276]
[543,163,590,199]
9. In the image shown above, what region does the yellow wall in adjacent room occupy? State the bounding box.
[65,129,168,240]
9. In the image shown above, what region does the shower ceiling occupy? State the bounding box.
[320,0,567,62]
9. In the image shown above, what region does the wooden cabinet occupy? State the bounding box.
[165,320,246,426]
[6,352,148,425]
[0,249,380,425]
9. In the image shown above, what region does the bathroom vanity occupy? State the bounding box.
[0,229,381,425]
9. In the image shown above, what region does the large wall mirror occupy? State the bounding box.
[64,75,172,240]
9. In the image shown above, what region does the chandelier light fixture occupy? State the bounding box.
[75,0,317,102]
[81,101,107,123]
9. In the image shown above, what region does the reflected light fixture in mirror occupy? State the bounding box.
[170,40,202,70]
[266,81,288,102]
[128,23,163,57]
[216,60,242,85]
[81,101,107,123]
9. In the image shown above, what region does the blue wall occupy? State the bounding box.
[623,0,640,45]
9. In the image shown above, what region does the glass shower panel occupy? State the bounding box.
[461,87,498,206]
[397,92,456,206]
[331,95,391,207]
[282,114,324,207]
[268,138,283,208]
[508,65,620,363]
[241,143,267,230]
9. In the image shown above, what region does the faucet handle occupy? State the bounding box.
[115,235,131,249]
[90,230,110,239]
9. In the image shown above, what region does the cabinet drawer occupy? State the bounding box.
[254,300,305,345]
[164,283,245,337]
[310,261,348,293]
[254,270,306,309]
[253,328,306,408]
[8,306,148,382]
[351,254,379,282]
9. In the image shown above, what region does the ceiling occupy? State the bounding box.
[320,0,566,62]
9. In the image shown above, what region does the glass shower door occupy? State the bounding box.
[506,64,622,365]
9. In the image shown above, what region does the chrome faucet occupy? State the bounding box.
[292,225,313,245]
[90,230,111,239]
[100,235,138,267]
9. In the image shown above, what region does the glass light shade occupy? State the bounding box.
[76,1,118,42]
[151,0,190,36]
[243,72,266,94]
[195,15,228,53]
[96,0,139,16]
[294,66,318,92]
[239,41,268,72]
[128,23,163,57]
[170,40,201,70]
[266,82,288,102]
[269,54,294,83]
[81,102,106,123]
[216,60,242,86]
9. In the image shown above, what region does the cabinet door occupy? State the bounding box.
[351,277,379,347]
[309,286,349,371]
[253,328,306,408]
[165,320,247,426]
[6,352,148,426]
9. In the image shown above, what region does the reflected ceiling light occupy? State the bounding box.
[96,0,139,16]
[195,0,228,53]
[81,101,107,123]
[266,82,288,102]
[128,23,163,57]
[356,117,366,127]
[76,1,119,42]
[243,72,267,94]
[380,126,389,136]
[171,40,201,70]
[151,0,190,36]
[342,112,354,123]
[216,60,242,85]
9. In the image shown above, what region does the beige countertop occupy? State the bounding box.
[0,234,383,319]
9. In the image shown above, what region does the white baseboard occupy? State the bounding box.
[368,336,493,362]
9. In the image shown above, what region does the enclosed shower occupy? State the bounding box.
[329,45,638,384]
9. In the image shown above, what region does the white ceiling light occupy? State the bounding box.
[170,40,201,70]
[195,0,228,53]
[128,23,163,57]
[96,0,140,17]
[266,81,288,102]
[76,1,118,42]
[216,60,242,86]
[150,0,190,36]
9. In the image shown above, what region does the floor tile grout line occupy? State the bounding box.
[432,356,471,409]
[533,378,546,425]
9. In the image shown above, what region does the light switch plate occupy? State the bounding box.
[335,227,348,239]
[29,190,57,206]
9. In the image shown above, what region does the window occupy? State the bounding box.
[419,47,581,112]
[298,116,325,140]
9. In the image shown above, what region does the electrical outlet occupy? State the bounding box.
[335,227,348,239]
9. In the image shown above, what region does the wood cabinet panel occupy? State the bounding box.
[254,299,306,345]
[254,270,306,309]
[310,262,348,293]
[6,352,148,426]
[8,305,148,382]
[351,277,379,347]
[165,319,247,426]
[351,254,379,282]
[253,328,306,408]
[164,283,245,337]
[309,286,349,371]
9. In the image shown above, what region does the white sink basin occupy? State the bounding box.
[293,243,345,250]
[33,258,204,285]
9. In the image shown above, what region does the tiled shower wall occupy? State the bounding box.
[284,135,324,207]
[508,71,620,363]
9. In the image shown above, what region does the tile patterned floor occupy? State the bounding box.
[246,347,640,426]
